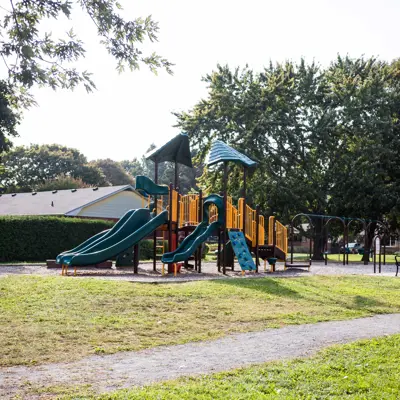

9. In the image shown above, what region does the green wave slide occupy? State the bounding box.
[56,209,135,264]
[162,194,224,264]
[57,209,168,267]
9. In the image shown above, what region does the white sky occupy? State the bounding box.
[12,0,400,161]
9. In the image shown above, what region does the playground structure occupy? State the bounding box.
[56,134,290,276]
[289,213,390,272]
[56,133,394,276]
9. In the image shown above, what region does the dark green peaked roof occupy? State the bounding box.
[145,133,193,168]
[207,140,257,168]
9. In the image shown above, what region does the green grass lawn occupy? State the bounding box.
[31,334,400,399]
[92,334,400,399]
[1,275,400,367]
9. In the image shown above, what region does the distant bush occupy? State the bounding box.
[0,216,114,262]
[202,243,210,259]
[293,246,310,253]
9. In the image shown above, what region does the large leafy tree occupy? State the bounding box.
[90,158,134,185]
[120,158,144,178]
[1,143,106,191]
[175,57,400,259]
[0,0,172,151]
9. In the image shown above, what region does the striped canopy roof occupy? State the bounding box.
[206,140,257,168]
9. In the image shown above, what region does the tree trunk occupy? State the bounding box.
[312,218,324,260]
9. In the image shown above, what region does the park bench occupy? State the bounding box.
[395,255,399,277]
[284,258,311,272]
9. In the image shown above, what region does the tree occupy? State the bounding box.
[120,158,144,178]
[36,173,90,191]
[0,0,172,150]
[0,81,19,153]
[90,158,134,185]
[175,57,400,259]
[0,143,106,191]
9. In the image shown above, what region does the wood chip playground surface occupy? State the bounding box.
[0,260,398,281]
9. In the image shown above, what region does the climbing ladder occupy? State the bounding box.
[228,231,256,273]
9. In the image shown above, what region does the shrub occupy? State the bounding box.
[138,240,153,260]
[0,216,114,262]
[202,243,210,259]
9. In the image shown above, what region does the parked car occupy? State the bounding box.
[340,243,361,254]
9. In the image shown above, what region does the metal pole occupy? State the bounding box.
[243,166,247,241]
[290,224,294,264]
[255,205,260,272]
[343,224,347,266]
[363,220,368,265]
[176,186,180,250]
[153,160,159,272]
[373,236,376,274]
[343,222,350,265]
[222,162,228,275]
[217,230,221,272]
[133,243,139,274]
[324,223,328,266]
[198,189,203,273]
[174,160,179,189]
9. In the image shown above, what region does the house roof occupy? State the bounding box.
[0,185,142,217]
[145,133,193,168]
[206,140,257,168]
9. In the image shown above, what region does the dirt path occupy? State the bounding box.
[2,314,400,398]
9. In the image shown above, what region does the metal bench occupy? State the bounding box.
[284,259,311,272]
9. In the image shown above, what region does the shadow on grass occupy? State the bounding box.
[211,278,303,299]
[353,295,386,309]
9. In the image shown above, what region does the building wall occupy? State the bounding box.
[77,191,146,219]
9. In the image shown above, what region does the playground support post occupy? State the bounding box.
[222,161,228,275]
[290,224,294,264]
[133,243,139,274]
[324,224,328,266]
[153,160,159,272]
[168,183,173,272]
[198,189,203,273]
[174,160,179,189]
[175,186,180,250]
[217,229,221,272]
[255,205,260,272]
[243,166,247,241]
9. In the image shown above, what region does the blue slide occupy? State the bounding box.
[162,194,223,263]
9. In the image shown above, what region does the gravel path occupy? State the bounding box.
[2,314,400,398]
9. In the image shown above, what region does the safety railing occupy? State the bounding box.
[226,196,240,229]
[179,193,200,227]
[258,215,265,245]
[268,216,275,245]
[170,189,179,223]
[208,203,218,224]
[275,220,288,254]
[237,198,264,246]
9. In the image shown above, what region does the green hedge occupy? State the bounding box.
[0,216,114,262]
